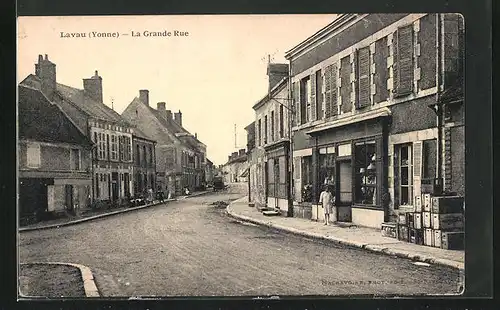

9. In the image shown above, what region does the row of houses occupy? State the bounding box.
[245,13,465,229]
[18,54,215,221]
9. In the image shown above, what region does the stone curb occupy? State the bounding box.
[226,202,464,271]
[19,199,177,233]
[183,191,211,198]
[19,262,100,297]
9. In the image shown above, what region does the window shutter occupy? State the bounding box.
[293,157,302,202]
[413,141,423,201]
[356,47,371,108]
[310,73,317,121]
[331,63,338,116]
[293,82,300,126]
[395,25,414,95]
[324,66,332,118]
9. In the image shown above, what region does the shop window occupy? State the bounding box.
[394,144,413,207]
[354,141,377,205]
[318,147,336,201]
[302,156,313,202]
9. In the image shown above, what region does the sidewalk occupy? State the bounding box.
[19,198,177,232]
[227,197,464,270]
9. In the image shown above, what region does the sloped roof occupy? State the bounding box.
[133,127,156,142]
[56,83,130,125]
[18,85,92,146]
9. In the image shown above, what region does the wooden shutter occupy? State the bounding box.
[413,141,423,202]
[310,73,317,121]
[324,66,332,118]
[293,157,302,202]
[356,47,371,108]
[293,82,300,126]
[395,25,414,95]
[331,63,338,116]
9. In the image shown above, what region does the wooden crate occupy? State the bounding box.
[423,194,432,212]
[441,231,465,250]
[413,213,422,229]
[397,224,409,242]
[409,228,424,245]
[406,212,415,228]
[424,228,434,247]
[431,196,464,214]
[381,222,397,238]
[414,196,422,212]
[431,213,464,230]
[423,212,432,228]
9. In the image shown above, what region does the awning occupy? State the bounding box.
[239,168,249,178]
[306,107,391,135]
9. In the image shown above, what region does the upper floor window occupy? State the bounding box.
[264,115,268,145]
[110,135,118,161]
[143,145,147,167]
[149,146,153,165]
[98,133,106,160]
[300,76,312,124]
[258,119,262,146]
[393,24,415,96]
[70,148,80,170]
[270,110,275,142]
[324,64,339,118]
[279,105,284,138]
[356,46,371,108]
[136,144,141,165]
[27,143,41,168]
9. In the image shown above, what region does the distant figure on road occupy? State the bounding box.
[319,185,335,225]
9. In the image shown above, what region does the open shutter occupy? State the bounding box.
[413,141,423,202]
[394,25,414,95]
[293,157,302,202]
[331,63,338,116]
[324,66,332,118]
[293,82,300,127]
[310,73,317,121]
[356,47,371,108]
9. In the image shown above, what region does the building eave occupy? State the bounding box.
[252,77,289,111]
[284,14,360,60]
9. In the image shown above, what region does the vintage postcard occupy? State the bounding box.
[17,14,465,298]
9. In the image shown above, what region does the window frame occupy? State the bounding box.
[353,140,378,205]
[396,143,413,207]
[26,142,41,168]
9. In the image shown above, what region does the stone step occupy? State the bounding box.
[262,210,280,216]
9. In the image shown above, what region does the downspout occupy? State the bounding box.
[435,13,444,194]
[288,63,294,217]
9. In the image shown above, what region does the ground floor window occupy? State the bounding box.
[302,156,313,202]
[354,141,377,205]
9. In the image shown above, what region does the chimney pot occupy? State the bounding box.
[83,70,103,103]
[157,102,166,111]
[45,54,48,60]
[38,55,43,62]
[95,70,99,76]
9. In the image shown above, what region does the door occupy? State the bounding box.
[65,184,74,213]
[124,173,130,198]
[273,157,280,209]
[111,172,119,201]
[337,159,352,222]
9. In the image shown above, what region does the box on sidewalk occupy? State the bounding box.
[397,224,409,242]
[414,195,422,212]
[406,212,415,228]
[398,213,407,225]
[381,222,397,238]
[431,213,464,230]
[423,212,432,228]
[409,228,424,245]
[441,231,465,250]
[413,213,422,229]
[431,196,464,214]
[423,194,432,212]
[433,229,442,248]
[424,228,434,247]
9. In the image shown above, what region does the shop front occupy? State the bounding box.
[304,111,391,228]
[264,140,290,215]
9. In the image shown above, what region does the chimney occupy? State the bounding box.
[83,70,103,103]
[228,155,232,162]
[165,110,173,121]
[34,54,56,100]
[195,133,197,139]
[239,149,245,157]
[139,90,149,106]
[174,110,183,127]
[157,102,166,111]
[267,63,289,92]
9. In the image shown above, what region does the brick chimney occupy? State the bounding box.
[267,63,289,92]
[239,149,245,157]
[228,155,232,162]
[83,70,103,103]
[195,133,197,139]
[139,90,149,106]
[174,110,182,127]
[157,102,166,111]
[165,110,173,121]
[34,54,56,100]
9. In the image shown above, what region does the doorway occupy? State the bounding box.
[337,159,353,222]
[111,172,119,201]
[65,184,74,213]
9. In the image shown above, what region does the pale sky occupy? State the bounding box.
[17,15,337,166]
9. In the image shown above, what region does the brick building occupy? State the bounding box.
[132,129,157,196]
[21,55,135,204]
[18,84,93,222]
[285,14,464,228]
[121,91,207,196]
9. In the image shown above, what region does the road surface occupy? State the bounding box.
[19,190,461,297]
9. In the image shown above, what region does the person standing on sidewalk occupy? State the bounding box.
[319,185,334,225]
